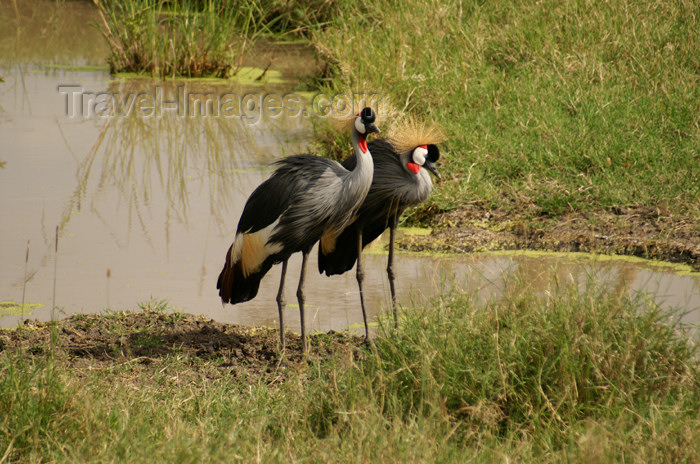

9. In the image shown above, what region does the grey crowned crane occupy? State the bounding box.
[217,107,380,351]
[318,120,445,327]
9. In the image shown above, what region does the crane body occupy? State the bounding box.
[217,108,379,350]
[318,129,444,326]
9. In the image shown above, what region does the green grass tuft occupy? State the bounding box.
[301,278,700,460]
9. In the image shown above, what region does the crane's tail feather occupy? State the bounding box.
[217,245,271,304]
[318,227,360,276]
[318,219,392,276]
[318,243,358,276]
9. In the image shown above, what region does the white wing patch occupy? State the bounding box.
[230,219,283,277]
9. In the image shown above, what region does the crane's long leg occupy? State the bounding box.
[296,250,310,352]
[356,229,369,340]
[276,259,288,350]
[387,220,398,329]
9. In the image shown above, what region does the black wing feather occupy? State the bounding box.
[236,155,344,234]
[236,172,292,234]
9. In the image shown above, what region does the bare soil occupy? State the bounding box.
[0,311,364,380]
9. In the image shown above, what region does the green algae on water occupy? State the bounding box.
[0,301,43,317]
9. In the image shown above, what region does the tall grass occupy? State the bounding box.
[0,344,71,460]
[2,280,698,461]
[94,0,275,77]
[303,277,700,460]
[310,0,700,218]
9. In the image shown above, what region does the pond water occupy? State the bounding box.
[1,1,698,337]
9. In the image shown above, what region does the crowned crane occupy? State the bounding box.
[318,121,445,327]
[217,107,380,351]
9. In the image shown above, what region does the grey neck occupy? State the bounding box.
[348,127,374,185]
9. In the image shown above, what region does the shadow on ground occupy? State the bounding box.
[0,311,364,379]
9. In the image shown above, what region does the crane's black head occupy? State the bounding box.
[426,144,440,163]
[355,107,380,135]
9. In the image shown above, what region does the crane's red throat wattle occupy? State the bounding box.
[358,136,368,153]
[407,162,421,174]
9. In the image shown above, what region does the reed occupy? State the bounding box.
[93,0,275,78]
[20,240,29,324]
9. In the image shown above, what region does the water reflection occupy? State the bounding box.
[0,0,108,69]
[0,9,314,327]
[68,79,309,243]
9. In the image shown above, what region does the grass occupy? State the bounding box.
[307,0,700,220]
[2,279,698,462]
[94,0,276,78]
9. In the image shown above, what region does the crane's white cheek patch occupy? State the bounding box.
[412,146,428,165]
[237,223,283,277]
[354,117,365,134]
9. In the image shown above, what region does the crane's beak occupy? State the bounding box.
[365,123,380,135]
[424,160,441,180]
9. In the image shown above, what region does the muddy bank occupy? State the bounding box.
[0,311,363,380]
[403,205,700,271]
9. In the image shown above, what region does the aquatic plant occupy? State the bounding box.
[94,0,275,78]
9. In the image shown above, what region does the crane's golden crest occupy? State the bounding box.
[327,113,357,132]
[387,118,447,154]
[329,111,381,132]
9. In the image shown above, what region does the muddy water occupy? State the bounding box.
[1,2,699,336]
